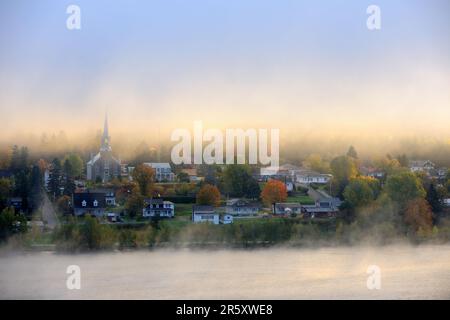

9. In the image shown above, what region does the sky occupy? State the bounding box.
[0,0,449,144]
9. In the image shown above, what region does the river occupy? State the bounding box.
[1,245,450,299]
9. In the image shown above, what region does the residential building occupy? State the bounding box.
[72,192,106,217]
[302,200,339,218]
[273,202,302,215]
[226,199,260,216]
[143,198,175,218]
[295,169,332,185]
[181,168,202,182]
[90,188,116,206]
[144,162,175,182]
[192,205,219,224]
[409,160,435,173]
[86,115,121,182]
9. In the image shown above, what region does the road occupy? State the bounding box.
[41,192,59,229]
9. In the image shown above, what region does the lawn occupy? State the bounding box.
[175,203,194,216]
[287,194,315,205]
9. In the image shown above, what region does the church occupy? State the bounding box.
[86,115,121,182]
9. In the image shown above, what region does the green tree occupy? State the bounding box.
[426,183,443,213]
[385,171,426,207]
[125,184,144,218]
[0,178,12,210]
[330,156,358,197]
[79,215,102,250]
[343,177,379,209]
[0,206,27,241]
[48,158,62,198]
[63,154,83,178]
[222,165,259,198]
[346,146,358,159]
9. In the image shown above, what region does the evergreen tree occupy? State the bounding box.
[48,158,62,198]
[346,146,358,159]
[426,183,442,213]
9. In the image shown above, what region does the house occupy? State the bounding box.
[143,198,175,218]
[360,166,385,179]
[226,199,260,216]
[144,163,175,182]
[86,115,121,182]
[192,205,219,224]
[409,160,435,173]
[72,192,106,217]
[294,169,332,185]
[181,168,202,182]
[273,203,302,215]
[7,197,24,213]
[220,214,234,224]
[301,200,339,218]
[90,188,116,206]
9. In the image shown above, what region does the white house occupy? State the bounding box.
[144,163,175,182]
[143,198,175,218]
[295,170,332,185]
[192,205,219,224]
[409,160,435,173]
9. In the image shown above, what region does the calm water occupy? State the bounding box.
[1,245,450,299]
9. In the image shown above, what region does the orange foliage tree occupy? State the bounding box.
[196,184,221,207]
[404,198,433,233]
[261,180,288,207]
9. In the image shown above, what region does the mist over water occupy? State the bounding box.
[1,245,450,299]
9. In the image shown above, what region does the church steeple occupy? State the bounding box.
[100,113,111,152]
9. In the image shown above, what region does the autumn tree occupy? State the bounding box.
[404,198,433,234]
[261,180,287,207]
[196,184,221,207]
[131,164,155,197]
[125,184,144,218]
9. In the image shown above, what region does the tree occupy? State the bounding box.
[131,164,155,197]
[125,184,144,218]
[56,195,71,215]
[29,165,43,211]
[245,178,261,199]
[426,183,443,213]
[0,178,11,210]
[177,172,190,183]
[0,206,27,241]
[347,146,358,159]
[63,154,83,178]
[196,184,221,207]
[79,215,102,250]
[261,180,287,207]
[385,172,426,207]
[330,156,358,197]
[48,158,62,198]
[303,154,330,173]
[222,165,260,198]
[397,154,409,167]
[343,177,379,209]
[404,198,433,234]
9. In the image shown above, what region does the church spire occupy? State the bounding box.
[100,113,111,152]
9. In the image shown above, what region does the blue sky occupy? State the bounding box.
[0,0,449,137]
